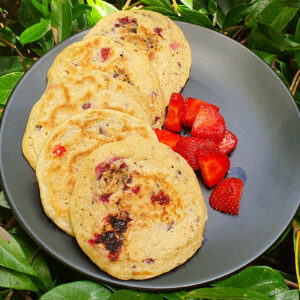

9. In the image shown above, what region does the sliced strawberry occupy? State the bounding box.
[191,106,226,142]
[209,177,243,215]
[181,97,219,127]
[165,93,184,132]
[154,129,182,150]
[218,130,238,154]
[196,149,230,187]
[175,137,217,170]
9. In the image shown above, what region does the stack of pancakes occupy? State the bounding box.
[22,10,207,280]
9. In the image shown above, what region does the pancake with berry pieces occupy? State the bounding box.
[84,10,192,105]
[36,109,157,236]
[69,136,207,280]
[22,70,152,170]
[47,35,165,127]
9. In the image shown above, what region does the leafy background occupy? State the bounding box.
[0,0,300,299]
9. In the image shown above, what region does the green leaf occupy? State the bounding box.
[0,266,38,292]
[255,2,297,32]
[180,0,193,9]
[252,49,276,65]
[0,192,10,209]
[208,0,216,14]
[0,72,23,105]
[248,0,298,30]
[139,0,173,9]
[18,0,53,52]
[92,0,118,17]
[72,4,92,20]
[223,3,255,28]
[212,266,288,296]
[0,56,34,76]
[141,6,177,17]
[185,287,271,299]
[213,2,225,28]
[254,22,300,53]
[40,281,112,300]
[0,28,18,47]
[160,291,186,299]
[19,19,51,45]
[0,227,37,276]
[18,0,43,28]
[85,0,118,25]
[177,6,214,29]
[51,0,72,43]
[294,17,300,69]
[0,290,10,298]
[9,226,35,247]
[109,290,163,300]
[38,30,54,53]
[14,237,53,292]
[70,0,88,30]
[32,0,50,18]
[273,289,300,300]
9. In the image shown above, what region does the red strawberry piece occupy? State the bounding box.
[209,177,243,215]
[191,106,226,142]
[52,144,67,157]
[196,149,230,187]
[165,93,184,132]
[218,130,238,154]
[175,137,217,170]
[154,27,163,37]
[154,129,182,150]
[181,98,219,128]
[101,48,110,61]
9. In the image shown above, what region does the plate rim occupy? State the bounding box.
[0,21,300,291]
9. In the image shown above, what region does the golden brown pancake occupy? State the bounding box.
[22,71,152,169]
[70,137,207,279]
[84,10,192,105]
[47,35,165,127]
[36,110,157,235]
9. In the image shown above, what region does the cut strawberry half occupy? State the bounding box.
[181,97,219,127]
[165,93,184,132]
[196,149,230,187]
[209,177,243,215]
[191,106,226,142]
[218,130,238,154]
[154,129,182,150]
[175,137,218,170]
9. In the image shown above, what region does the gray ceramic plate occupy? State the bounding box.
[0,22,300,291]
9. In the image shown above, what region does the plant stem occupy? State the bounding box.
[232,26,244,40]
[29,247,40,264]
[17,291,33,300]
[289,70,300,96]
[5,217,16,231]
[285,279,299,289]
[172,0,178,14]
[271,56,277,70]
[127,1,142,10]
[0,37,27,73]
[222,25,243,34]
[123,0,132,10]
[5,290,13,300]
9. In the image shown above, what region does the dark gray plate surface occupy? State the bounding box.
[0,22,300,291]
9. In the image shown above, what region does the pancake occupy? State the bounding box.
[47,35,165,127]
[36,110,157,236]
[69,136,207,280]
[22,101,42,169]
[84,10,192,105]
[22,71,152,169]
